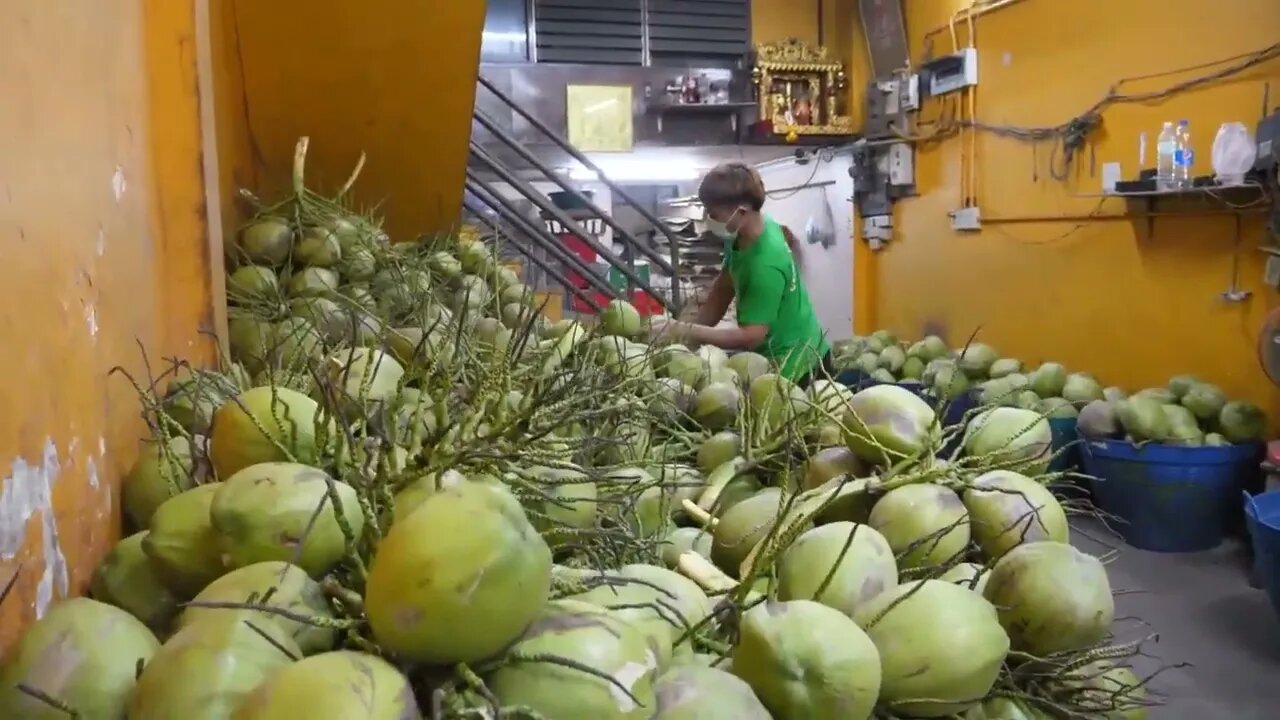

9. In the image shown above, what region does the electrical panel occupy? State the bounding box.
[922,48,978,98]
[1257,108,1280,171]
[886,143,914,188]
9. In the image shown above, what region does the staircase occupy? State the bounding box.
[462,75,685,319]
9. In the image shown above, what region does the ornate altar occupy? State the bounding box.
[751,38,853,139]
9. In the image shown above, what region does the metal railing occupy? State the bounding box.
[464,74,685,315]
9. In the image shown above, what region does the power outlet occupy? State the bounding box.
[887,143,914,186]
[950,206,982,231]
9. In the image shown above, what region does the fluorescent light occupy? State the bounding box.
[569,157,701,183]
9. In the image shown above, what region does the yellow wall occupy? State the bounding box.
[209,0,487,240]
[870,0,1280,413]
[0,0,218,654]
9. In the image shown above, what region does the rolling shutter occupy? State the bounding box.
[533,0,644,65]
[646,0,751,67]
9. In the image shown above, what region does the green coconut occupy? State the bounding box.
[1180,382,1226,422]
[963,697,1053,719]
[227,265,280,303]
[231,650,419,719]
[1025,362,1064,398]
[143,483,227,597]
[862,336,887,354]
[1038,397,1078,419]
[733,600,881,720]
[956,343,999,378]
[1078,400,1120,439]
[854,352,880,374]
[868,484,971,570]
[800,446,867,492]
[843,384,939,464]
[1162,403,1204,445]
[1062,373,1104,405]
[1115,396,1170,441]
[458,240,494,274]
[488,599,659,719]
[807,379,854,417]
[526,466,599,547]
[391,469,469,523]
[1166,374,1199,399]
[122,435,200,530]
[1219,401,1266,443]
[501,282,535,307]
[983,541,1113,656]
[660,527,714,568]
[208,385,326,480]
[879,345,907,374]
[963,470,1069,560]
[777,521,898,615]
[568,564,712,666]
[964,407,1052,470]
[1133,387,1176,405]
[651,377,696,421]
[428,250,464,278]
[325,346,405,411]
[366,481,552,664]
[1060,662,1149,719]
[697,433,742,475]
[926,366,968,404]
[651,665,772,719]
[386,326,452,368]
[748,373,808,431]
[237,218,293,266]
[1103,386,1127,402]
[287,296,347,344]
[375,268,435,319]
[1204,432,1230,447]
[988,358,1023,379]
[0,598,159,719]
[727,352,772,385]
[295,227,342,267]
[90,531,179,633]
[870,329,897,346]
[1015,390,1042,410]
[163,372,240,434]
[664,351,708,388]
[854,580,1009,717]
[711,488,786,577]
[601,299,643,337]
[939,562,990,595]
[340,243,377,281]
[177,561,337,655]
[870,368,896,383]
[266,316,325,371]
[898,356,924,380]
[696,344,730,372]
[227,315,274,375]
[128,610,301,720]
[692,381,741,430]
[286,267,339,297]
[907,335,949,362]
[210,462,364,577]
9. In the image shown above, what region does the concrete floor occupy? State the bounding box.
[1073,520,1280,718]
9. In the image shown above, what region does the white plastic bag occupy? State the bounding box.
[804,194,836,249]
[1211,122,1256,185]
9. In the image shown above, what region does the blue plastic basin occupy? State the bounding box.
[1244,492,1280,621]
[1047,418,1081,473]
[1081,438,1262,553]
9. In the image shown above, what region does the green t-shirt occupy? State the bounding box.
[723,217,829,380]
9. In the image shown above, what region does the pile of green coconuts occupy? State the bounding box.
[0,140,1159,720]
[836,331,1266,446]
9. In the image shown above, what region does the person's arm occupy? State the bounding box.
[780,225,803,270]
[659,266,785,350]
[696,270,734,327]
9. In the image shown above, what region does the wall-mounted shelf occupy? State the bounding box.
[647,101,757,135]
[1075,180,1272,235]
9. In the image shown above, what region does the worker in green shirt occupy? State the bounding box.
[651,162,832,386]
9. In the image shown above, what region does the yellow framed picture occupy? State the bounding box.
[566,84,634,153]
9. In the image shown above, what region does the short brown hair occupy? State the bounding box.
[698,163,766,211]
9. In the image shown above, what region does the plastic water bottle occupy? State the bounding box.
[1174,119,1193,188]
[1155,121,1177,190]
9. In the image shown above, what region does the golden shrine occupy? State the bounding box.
[751,38,853,138]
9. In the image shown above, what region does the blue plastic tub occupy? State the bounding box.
[1081,438,1262,553]
[1047,418,1081,473]
[1244,492,1280,620]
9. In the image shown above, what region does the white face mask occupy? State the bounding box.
[706,208,743,241]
